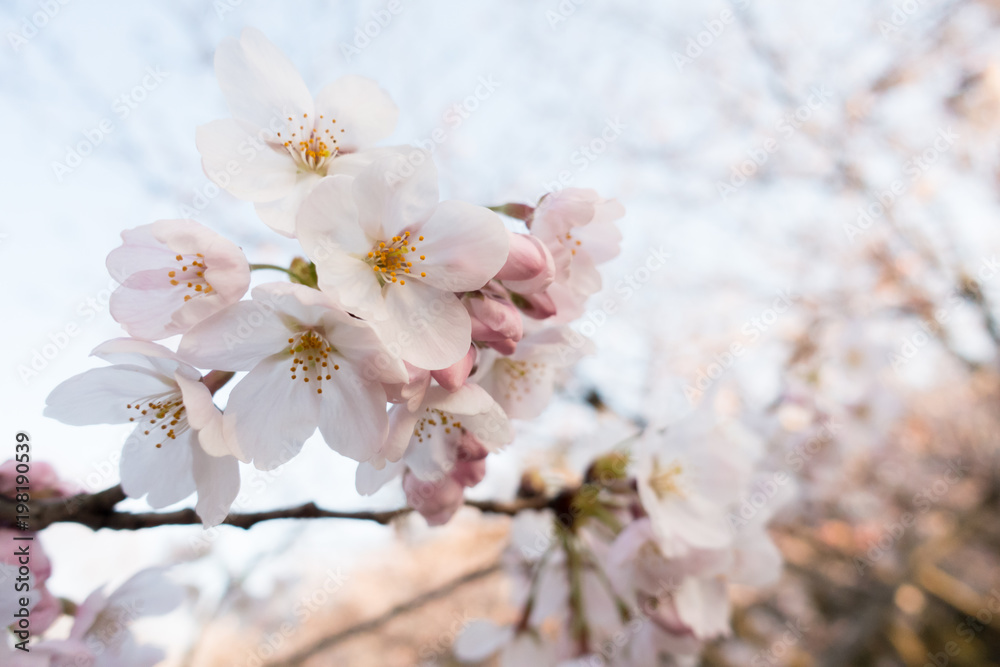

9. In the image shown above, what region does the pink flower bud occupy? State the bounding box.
[451,458,487,488]
[487,338,518,355]
[403,470,465,526]
[430,345,477,392]
[515,291,558,320]
[465,285,523,343]
[496,234,556,296]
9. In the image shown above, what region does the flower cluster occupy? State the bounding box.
[27,27,790,667]
[454,410,789,665]
[43,28,624,530]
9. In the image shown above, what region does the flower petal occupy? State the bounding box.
[120,429,197,508]
[227,355,320,470]
[195,118,299,201]
[190,444,240,527]
[44,367,176,426]
[415,201,509,292]
[315,361,389,463]
[314,76,399,153]
[214,28,313,130]
[379,281,471,370]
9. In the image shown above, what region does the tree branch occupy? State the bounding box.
[0,485,554,532]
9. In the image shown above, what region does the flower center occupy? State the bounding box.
[560,231,583,256]
[126,393,187,448]
[167,252,214,302]
[286,331,339,395]
[499,359,546,403]
[365,231,427,286]
[276,113,344,173]
[412,408,465,444]
[649,458,686,500]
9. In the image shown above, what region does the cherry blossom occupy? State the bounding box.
[179,282,408,469]
[196,28,399,236]
[296,150,510,369]
[106,219,250,340]
[527,188,625,322]
[1,568,183,667]
[473,326,594,419]
[378,383,513,478]
[44,339,240,526]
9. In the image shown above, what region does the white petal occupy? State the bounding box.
[196,118,298,202]
[178,300,292,371]
[214,27,313,130]
[190,444,241,527]
[120,429,197,508]
[314,76,399,152]
[379,281,471,370]
[45,367,175,426]
[315,361,390,463]
[381,404,421,463]
[416,201,509,292]
[352,151,439,239]
[355,459,404,495]
[254,172,323,237]
[227,355,319,470]
[452,620,513,662]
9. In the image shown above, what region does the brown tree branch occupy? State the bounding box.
[0,485,554,532]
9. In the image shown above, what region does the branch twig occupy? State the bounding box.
[0,485,554,531]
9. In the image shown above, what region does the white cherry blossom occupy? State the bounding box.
[296,150,510,369]
[196,27,399,236]
[179,282,408,469]
[106,219,250,341]
[44,339,240,527]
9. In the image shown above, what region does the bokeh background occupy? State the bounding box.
[3,0,1000,664]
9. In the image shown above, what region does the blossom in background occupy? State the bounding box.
[634,419,763,558]
[473,325,593,419]
[296,150,510,369]
[453,620,556,666]
[179,282,408,469]
[107,219,250,340]
[1,567,183,667]
[44,339,240,526]
[528,188,625,322]
[196,27,399,236]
